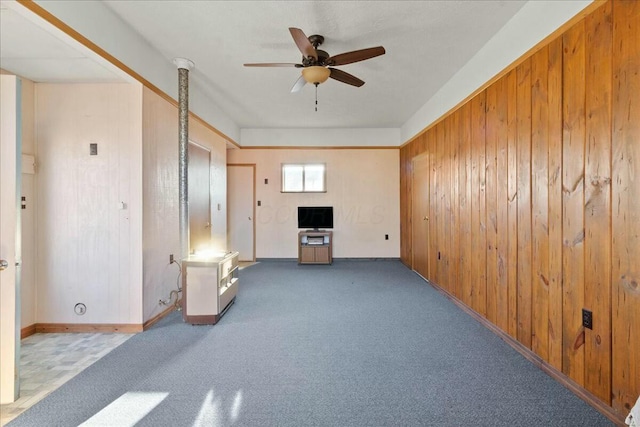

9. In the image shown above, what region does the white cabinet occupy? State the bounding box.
[182,251,239,324]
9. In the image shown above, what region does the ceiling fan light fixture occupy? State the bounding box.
[302,66,330,84]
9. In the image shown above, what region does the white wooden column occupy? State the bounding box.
[0,75,22,404]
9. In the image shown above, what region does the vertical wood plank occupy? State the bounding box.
[495,76,510,333]
[450,111,461,299]
[409,135,421,270]
[485,82,499,325]
[516,58,533,348]
[460,103,473,307]
[410,137,420,158]
[400,146,411,265]
[443,117,452,293]
[531,46,551,360]
[471,96,481,313]
[436,122,446,288]
[562,21,586,386]
[408,143,415,265]
[428,129,439,282]
[547,36,564,371]
[612,0,640,414]
[471,92,487,316]
[584,0,612,404]
[506,69,519,339]
[417,133,428,155]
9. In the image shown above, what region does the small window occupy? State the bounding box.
[282,164,326,193]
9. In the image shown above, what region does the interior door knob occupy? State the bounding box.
[423,216,429,221]
[205,222,211,229]
[0,259,8,271]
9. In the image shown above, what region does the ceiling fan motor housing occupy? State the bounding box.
[308,34,324,48]
[303,49,330,67]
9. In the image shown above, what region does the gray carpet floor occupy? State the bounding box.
[8,260,612,426]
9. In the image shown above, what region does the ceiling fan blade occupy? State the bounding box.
[289,27,318,60]
[244,63,303,67]
[290,75,307,93]
[328,46,386,66]
[329,68,365,87]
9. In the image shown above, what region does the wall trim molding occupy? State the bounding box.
[34,323,142,334]
[235,146,399,150]
[414,271,625,426]
[20,324,37,339]
[143,305,177,331]
[21,306,179,338]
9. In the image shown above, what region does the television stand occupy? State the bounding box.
[298,230,332,265]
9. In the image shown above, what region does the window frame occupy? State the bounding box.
[281,163,327,193]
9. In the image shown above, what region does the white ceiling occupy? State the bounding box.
[0,3,127,83]
[1,0,528,133]
[103,1,526,129]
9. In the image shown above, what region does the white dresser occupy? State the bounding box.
[181,251,239,325]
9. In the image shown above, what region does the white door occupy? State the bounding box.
[227,165,255,261]
[1,75,22,404]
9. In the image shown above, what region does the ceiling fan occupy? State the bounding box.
[244,28,385,93]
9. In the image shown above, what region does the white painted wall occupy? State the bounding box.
[401,0,594,142]
[34,83,143,324]
[142,87,227,323]
[227,148,399,259]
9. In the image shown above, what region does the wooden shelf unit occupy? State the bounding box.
[298,230,333,265]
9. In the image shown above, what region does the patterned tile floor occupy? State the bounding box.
[0,332,133,425]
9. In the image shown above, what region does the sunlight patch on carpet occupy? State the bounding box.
[79,392,168,426]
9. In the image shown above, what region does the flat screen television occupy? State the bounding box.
[298,206,333,230]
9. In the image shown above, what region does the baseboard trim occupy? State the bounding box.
[416,272,626,426]
[143,304,177,331]
[35,323,142,334]
[21,324,37,339]
[22,307,178,338]
[256,257,402,262]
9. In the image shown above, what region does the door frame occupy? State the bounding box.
[227,163,256,261]
[0,75,22,404]
[188,141,212,253]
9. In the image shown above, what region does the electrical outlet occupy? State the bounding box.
[582,308,593,330]
[169,254,174,264]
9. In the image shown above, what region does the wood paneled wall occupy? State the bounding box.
[400,0,638,419]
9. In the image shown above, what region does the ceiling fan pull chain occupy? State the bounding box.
[315,82,319,112]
